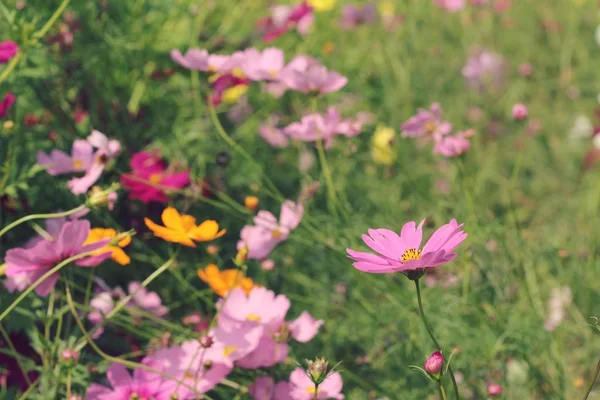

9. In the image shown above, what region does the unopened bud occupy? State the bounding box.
[424,351,444,375]
[487,381,503,397]
[512,103,528,121]
[3,120,14,131]
[199,334,213,348]
[306,357,329,385]
[61,349,79,365]
[235,246,248,266]
[244,195,259,211]
[86,183,120,209]
[206,244,219,256]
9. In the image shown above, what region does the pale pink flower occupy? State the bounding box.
[289,368,344,399]
[462,49,506,92]
[544,287,572,332]
[218,287,290,327]
[401,103,452,141]
[260,115,289,148]
[487,381,503,397]
[170,48,233,73]
[241,47,285,81]
[278,57,347,95]
[434,0,466,12]
[347,219,467,275]
[433,130,473,157]
[37,140,94,175]
[249,376,276,400]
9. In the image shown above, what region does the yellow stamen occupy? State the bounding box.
[223,345,237,357]
[246,313,261,322]
[272,229,282,239]
[400,248,422,263]
[73,159,84,169]
[149,173,162,184]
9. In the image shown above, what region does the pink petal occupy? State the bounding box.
[106,363,132,389]
[288,311,323,342]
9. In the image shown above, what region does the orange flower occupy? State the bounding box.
[244,195,259,211]
[144,207,226,247]
[84,228,131,265]
[197,264,255,296]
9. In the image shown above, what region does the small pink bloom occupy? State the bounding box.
[288,311,324,342]
[0,92,15,119]
[260,258,276,271]
[4,220,110,296]
[340,3,377,29]
[278,58,347,95]
[424,351,444,375]
[462,49,506,92]
[61,349,79,362]
[401,103,452,141]
[249,376,275,400]
[170,48,210,71]
[434,0,466,12]
[433,131,472,157]
[261,3,314,42]
[519,62,533,77]
[493,0,510,13]
[241,47,285,81]
[120,151,190,203]
[0,41,18,64]
[260,115,289,148]
[347,219,467,275]
[289,368,344,399]
[512,103,528,120]
[37,140,94,175]
[218,287,290,327]
[487,381,503,397]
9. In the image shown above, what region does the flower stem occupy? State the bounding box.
[0,204,87,239]
[414,279,460,400]
[439,383,448,400]
[582,358,600,400]
[0,250,96,323]
[32,0,71,39]
[0,52,22,85]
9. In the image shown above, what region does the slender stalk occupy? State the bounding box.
[0,52,22,85]
[33,0,71,39]
[0,250,96,322]
[0,323,32,387]
[414,279,460,400]
[0,205,87,238]
[66,371,72,399]
[315,137,338,216]
[439,383,448,400]
[582,358,600,400]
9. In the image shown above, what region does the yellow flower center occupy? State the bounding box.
[272,229,282,239]
[401,248,422,263]
[307,387,320,394]
[184,371,195,380]
[223,345,237,357]
[424,121,438,135]
[268,69,278,78]
[73,159,84,169]
[149,173,162,184]
[246,313,262,322]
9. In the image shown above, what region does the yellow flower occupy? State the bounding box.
[84,228,131,265]
[378,1,395,18]
[308,0,336,12]
[222,85,248,103]
[371,125,397,166]
[144,207,226,248]
[197,264,255,296]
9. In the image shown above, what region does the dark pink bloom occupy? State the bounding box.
[0,41,18,64]
[487,381,503,397]
[289,368,344,399]
[0,92,15,119]
[424,351,444,375]
[347,219,467,275]
[209,73,249,105]
[512,103,528,120]
[4,220,110,296]
[434,0,466,12]
[120,151,190,203]
[340,3,377,29]
[401,103,452,141]
[433,130,473,157]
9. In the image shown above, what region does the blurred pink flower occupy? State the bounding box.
[462,49,506,92]
[434,0,466,12]
[4,220,110,296]
[120,151,190,203]
[401,103,452,141]
[433,130,473,157]
[37,140,94,175]
[260,2,314,42]
[0,41,18,64]
[347,219,467,275]
[289,368,344,399]
[260,258,276,271]
[218,287,290,327]
[205,324,264,367]
[519,62,533,78]
[0,92,15,119]
[260,115,289,148]
[512,103,528,120]
[544,286,572,332]
[249,376,275,400]
[241,47,285,81]
[170,48,237,74]
[278,58,347,95]
[424,351,444,374]
[340,3,377,29]
[487,381,503,397]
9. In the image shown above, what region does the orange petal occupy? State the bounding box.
[144,217,196,247]
[110,247,131,265]
[181,215,197,231]
[188,221,226,241]
[161,207,186,233]
[118,235,132,247]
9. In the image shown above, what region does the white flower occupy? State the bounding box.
[569,115,593,141]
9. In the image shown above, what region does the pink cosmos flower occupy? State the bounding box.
[346,219,467,277]
[237,200,304,260]
[170,48,236,74]
[218,287,290,327]
[340,3,377,29]
[249,377,294,400]
[278,58,347,95]
[120,151,190,203]
[434,0,466,12]
[37,139,94,175]
[401,103,452,141]
[0,41,18,64]
[512,103,528,120]
[241,48,285,81]
[0,92,15,119]
[289,368,344,400]
[209,72,250,105]
[205,324,264,367]
[86,358,176,400]
[260,116,289,148]
[487,381,503,397]
[462,49,506,92]
[260,2,314,42]
[433,130,473,157]
[4,220,110,296]
[284,108,366,148]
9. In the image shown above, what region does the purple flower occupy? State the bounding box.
[4,220,110,296]
[462,49,507,92]
[37,140,94,175]
[401,103,452,141]
[0,92,15,119]
[278,57,347,95]
[340,3,377,29]
[0,41,18,64]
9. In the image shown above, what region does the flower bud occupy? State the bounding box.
[512,104,528,121]
[3,120,14,131]
[306,357,329,385]
[487,381,503,397]
[206,244,219,256]
[87,183,120,209]
[424,351,444,375]
[61,349,79,365]
[260,259,275,271]
[244,195,259,211]
[199,334,213,348]
[235,246,248,266]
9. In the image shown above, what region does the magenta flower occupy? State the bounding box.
[260,2,314,42]
[401,103,452,141]
[4,220,110,296]
[279,58,347,95]
[37,139,94,176]
[346,219,467,278]
[424,351,444,375]
[120,151,190,203]
[260,116,289,148]
[340,3,377,29]
[0,92,15,119]
[487,381,503,397]
[433,130,473,157]
[0,41,18,64]
[86,358,175,400]
[462,49,506,92]
[434,0,466,12]
[241,47,285,81]
[289,368,344,399]
[512,103,528,120]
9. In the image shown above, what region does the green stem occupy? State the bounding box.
[33,0,71,39]
[0,52,22,86]
[439,383,448,400]
[0,323,32,387]
[0,250,96,322]
[315,137,338,216]
[0,205,87,239]
[582,358,600,400]
[414,279,460,400]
